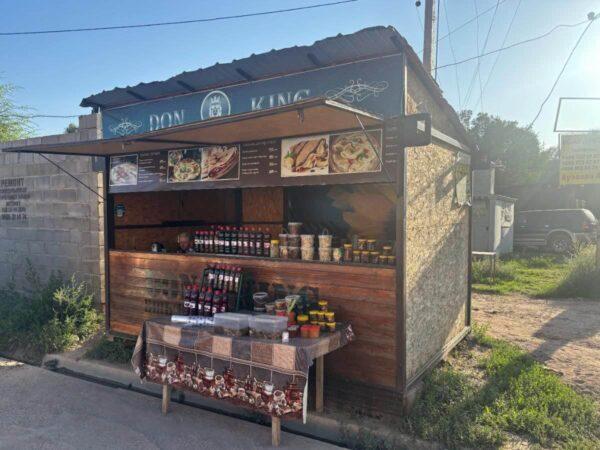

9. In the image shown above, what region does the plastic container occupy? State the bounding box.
[332,247,343,263]
[300,234,315,247]
[249,315,288,340]
[213,313,250,337]
[288,222,302,235]
[279,245,289,259]
[270,240,280,258]
[265,302,276,314]
[287,234,301,247]
[301,246,314,261]
[318,232,332,248]
[288,246,300,259]
[319,247,332,262]
[278,233,288,246]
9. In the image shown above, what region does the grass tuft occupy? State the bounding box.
[403,325,600,449]
[84,337,135,364]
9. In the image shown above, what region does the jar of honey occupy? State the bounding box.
[353,250,361,263]
[309,310,319,324]
[357,239,367,251]
[326,322,336,332]
[367,239,377,251]
[370,251,380,264]
[297,314,309,326]
[361,251,370,264]
[387,255,396,266]
[325,311,335,323]
[382,245,392,256]
[318,300,328,311]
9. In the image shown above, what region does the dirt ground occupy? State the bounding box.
[473,293,600,401]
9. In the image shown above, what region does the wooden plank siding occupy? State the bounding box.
[109,250,397,388]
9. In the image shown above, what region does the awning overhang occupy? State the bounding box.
[3,98,383,157]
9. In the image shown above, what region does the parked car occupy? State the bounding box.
[515,209,598,253]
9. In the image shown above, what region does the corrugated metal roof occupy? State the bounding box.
[80,26,405,109]
[79,25,474,149]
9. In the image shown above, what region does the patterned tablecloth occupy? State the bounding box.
[131,317,354,419]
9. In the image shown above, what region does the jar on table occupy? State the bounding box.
[352,250,361,263]
[370,251,380,264]
[318,247,332,262]
[288,234,301,247]
[367,239,377,251]
[332,247,343,263]
[356,239,367,251]
[280,245,289,259]
[288,222,302,235]
[318,300,328,311]
[343,244,353,262]
[326,322,336,332]
[301,246,314,261]
[288,246,300,260]
[270,240,280,258]
[278,233,288,246]
[309,310,319,324]
[382,245,392,256]
[297,314,309,326]
[387,255,396,266]
[325,311,335,323]
[378,254,388,265]
[360,251,370,264]
[300,234,314,248]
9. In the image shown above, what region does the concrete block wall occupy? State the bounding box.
[0,114,105,304]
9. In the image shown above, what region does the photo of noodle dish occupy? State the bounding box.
[281,135,329,177]
[200,145,239,181]
[109,155,138,186]
[168,149,202,183]
[329,130,382,174]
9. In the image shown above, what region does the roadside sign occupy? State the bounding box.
[559,133,600,186]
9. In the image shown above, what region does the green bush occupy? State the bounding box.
[0,263,102,361]
[547,247,600,298]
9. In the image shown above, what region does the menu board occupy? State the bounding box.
[108,126,401,193]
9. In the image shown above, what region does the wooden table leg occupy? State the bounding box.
[162,384,171,415]
[272,416,281,447]
[315,355,324,413]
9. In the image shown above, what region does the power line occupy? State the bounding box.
[0,0,357,36]
[463,0,501,109]
[436,17,590,70]
[528,14,597,129]
[417,0,509,54]
[473,0,522,111]
[441,0,462,108]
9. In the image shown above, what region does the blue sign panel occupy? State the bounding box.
[101,54,403,138]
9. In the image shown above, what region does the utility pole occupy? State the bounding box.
[422,0,438,77]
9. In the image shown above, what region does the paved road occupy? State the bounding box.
[0,359,339,449]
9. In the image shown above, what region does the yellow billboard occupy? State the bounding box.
[560,133,600,185]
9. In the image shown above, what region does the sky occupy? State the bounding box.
[1,0,600,148]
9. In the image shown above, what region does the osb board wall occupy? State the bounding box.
[404,141,469,382]
[406,66,462,141]
[112,188,284,251]
[109,251,397,388]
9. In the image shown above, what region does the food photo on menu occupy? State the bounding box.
[167,149,202,183]
[329,130,382,174]
[109,154,138,186]
[281,135,329,177]
[200,145,240,181]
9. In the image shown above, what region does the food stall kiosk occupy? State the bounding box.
[4,26,473,440]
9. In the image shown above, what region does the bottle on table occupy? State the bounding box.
[190,284,200,315]
[263,230,271,257]
[249,228,256,256]
[183,284,192,315]
[231,227,238,254]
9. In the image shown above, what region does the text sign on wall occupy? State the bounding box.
[0,178,29,223]
[560,133,600,186]
[102,55,403,138]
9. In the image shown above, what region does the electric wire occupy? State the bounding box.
[527,15,597,129]
[436,17,590,69]
[441,0,462,109]
[473,0,522,112]
[0,0,357,36]
[463,0,501,110]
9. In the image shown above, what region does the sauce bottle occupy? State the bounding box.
[204,288,214,316]
[237,227,243,254]
[190,284,200,315]
[249,228,256,256]
[263,230,271,257]
[255,228,264,257]
[230,227,238,254]
[183,284,192,315]
[193,231,202,253]
[224,226,231,254]
[198,286,207,316]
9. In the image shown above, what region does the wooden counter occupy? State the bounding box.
[109,250,397,389]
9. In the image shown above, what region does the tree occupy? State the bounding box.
[0,82,32,142]
[65,123,78,134]
[460,110,555,187]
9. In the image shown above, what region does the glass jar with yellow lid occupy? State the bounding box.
[318,299,328,311]
[308,310,319,324]
[296,314,309,326]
